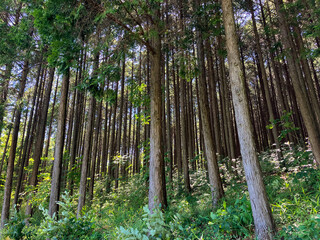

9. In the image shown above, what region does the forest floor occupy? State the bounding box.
[1,144,320,239]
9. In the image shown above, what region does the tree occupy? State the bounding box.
[221,0,276,238]
[148,3,167,211]
[194,0,224,207]
[48,69,70,217]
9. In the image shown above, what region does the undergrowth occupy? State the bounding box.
[2,145,320,239]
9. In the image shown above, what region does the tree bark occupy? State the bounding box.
[48,69,70,217]
[148,14,167,211]
[221,0,275,238]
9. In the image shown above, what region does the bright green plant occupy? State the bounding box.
[209,196,254,238]
[266,111,299,141]
[116,205,186,240]
[32,192,103,240]
[2,207,30,240]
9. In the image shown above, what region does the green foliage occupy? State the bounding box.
[128,77,150,109]
[116,206,172,240]
[2,147,320,239]
[277,214,320,239]
[0,12,34,65]
[27,0,97,71]
[32,192,104,240]
[209,196,254,238]
[266,111,300,141]
[2,208,29,240]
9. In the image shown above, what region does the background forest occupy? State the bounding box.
[0,0,320,239]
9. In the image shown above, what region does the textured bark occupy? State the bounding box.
[221,0,276,239]
[148,16,167,211]
[48,69,70,217]
[164,3,173,183]
[205,39,222,155]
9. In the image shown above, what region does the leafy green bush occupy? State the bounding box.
[209,196,254,238]
[31,192,104,240]
[116,205,172,240]
[2,207,30,240]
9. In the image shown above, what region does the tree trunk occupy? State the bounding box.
[221,0,276,238]
[148,16,167,211]
[48,69,70,217]
[194,0,224,206]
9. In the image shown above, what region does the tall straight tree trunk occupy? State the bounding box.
[108,80,118,185]
[148,13,167,211]
[164,11,173,183]
[134,54,141,174]
[77,95,95,216]
[78,46,100,212]
[1,60,29,228]
[179,58,192,193]
[115,55,126,188]
[205,39,222,155]
[221,1,275,239]
[172,53,182,175]
[89,102,102,198]
[101,97,109,174]
[48,69,70,217]
[68,57,85,194]
[194,0,224,207]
